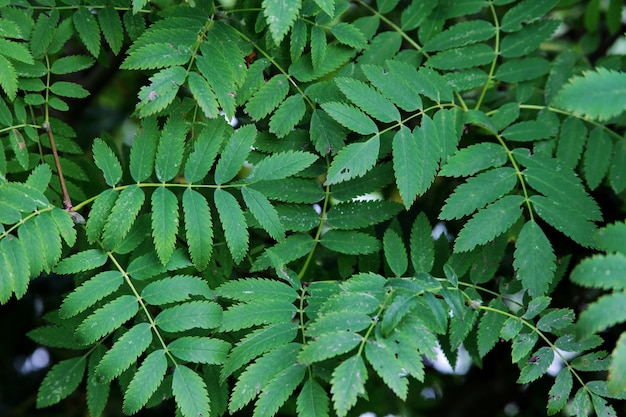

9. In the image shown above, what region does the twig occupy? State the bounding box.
[42,122,73,211]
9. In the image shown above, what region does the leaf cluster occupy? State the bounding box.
[1,0,626,416]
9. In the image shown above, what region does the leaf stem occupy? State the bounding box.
[42,122,73,211]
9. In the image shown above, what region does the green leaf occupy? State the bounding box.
[254,364,306,417]
[214,188,248,263]
[222,322,299,378]
[547,367,573,415]
[185,121,227,184]
[245,75,290,120]
[571,388,592,417]
[86,189,118,244]
[326,135,380,185]
[168,336,230,365]
[424,20,495,52]
[336,77,399,123]
[188,71,219,119]
[529,195,597,248]
[155,117,188,183]
[0,38,33,63]
[222,299,297,332]
[251,233,315,271]
[410,212,434,274]
[556,116,587,169]
[217,278,298,303]
[384,228,408,277]
[151,187,179,265]
[523,163,602,222]
[331,23,367,49]
[320,230,380,255]
[76,295,138,345]
[427,43,495,70]
[86,346,108,417]
[502,121,552,142]
[500,19,560,58]
[270,94,307,138]
[571,351,610,372]
[73,7,100,57]
[439,143,507,177]
[477,298,508,357]
[92,138,122,187]
[173,365,211,417]
[141,274,212,305]
[97,6,123,54]
[362,64,421,112]
[365,340,408,400]
[230,343,300,412]
[182,189,213,270]
[242,187,285,241]
[501,0,558,32]
[290,19,307,62]
[54,249,107,275]
[155,301,222,332]
[325,200,402,230]
[102,185,145,250]
[511,332,538,363]
[247,151,318,182]
[440,167,518,220]
[584,127,612,190]
[299,331,363,364]
[537,309,575,332]
[123,42,191,70]
[30,9,58,58]
[610,140,626,193]
[50,55,94,74]
[263,0,302,44]
[136,66,186,117]
[50,80,89,98]
[609,332,626,395]
[310,26,327,72]
[401,0,437,30]
[297,379,330,417]
[96,323,152,382]
[0,234,29,302]
[37,356,86,408]
[123,349,167,415]
[517,346,554,383]
[494,57,550,82]
[514,220,556,297]
[59,271,123,318]
[129,117,158,182]
[321,101,378,135]
[571,253,626,291]
[594,222,626,253]
[454,195,524,252]
[331,355,368,417]
[214,125,257,185]
[9,128,28,169]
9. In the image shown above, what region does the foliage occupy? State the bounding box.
[1,0,626,416]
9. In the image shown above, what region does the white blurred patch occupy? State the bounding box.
[16,347,50,374]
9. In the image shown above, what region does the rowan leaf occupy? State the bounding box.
[96,323,152,383]
[182,189,213,270]
[263,0,302,44]
[245,75,290,120]
[297,379,330,417]
[242,186,285,241]
[123,350,167,415]
[514,221,556,297]
[214,188,248,263]
[321,101,379,135]
[92,138,122,187]
[76,295,139,345]
[154,117,188,183]
[37,357,86,408]
[172,365,211,417]
[73,7,100,57]
[214,125,257,185]
[454,195,524,252]
[335,77,400,123]
[325,135,380,185]
[331,355,368,417]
